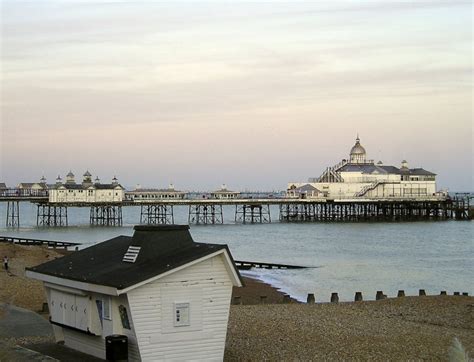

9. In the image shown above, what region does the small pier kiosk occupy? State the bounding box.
[26,225,242,361]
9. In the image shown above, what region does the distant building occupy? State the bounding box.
[49,171,124,203]
[287,184,323,199]
[0,183,7,196]
[16,176,49,195]
[287,136,437,199]
[210,184,240,199]
[26,225,242,361]
[126,184,186,201]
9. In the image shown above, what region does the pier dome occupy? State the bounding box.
[349,136,367,163]
[66,171,75,184]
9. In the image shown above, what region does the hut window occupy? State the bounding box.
[119,305,131,329]
[103,297,111,320]
[174,302,190,327]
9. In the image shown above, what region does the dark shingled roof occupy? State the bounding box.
[62,184,84,190]
[379,166,401,174]
[338,164,389,174]
[407,168,436,176]
[294,184,321,192]
[27,225,240,290]
[94,183,123,189]
[338,164,436,176]
[55,183,123,190]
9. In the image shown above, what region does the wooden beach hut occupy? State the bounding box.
[26,225,242,361]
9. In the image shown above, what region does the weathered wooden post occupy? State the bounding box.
[376,291,384,300]
[331,293,339,303]
[354,292,363,302]
[462,292,469,296]
[260,295,267,304]
[306,293,315,304]
[283,295,291,303]
[419,289,426,296]
[397,290,405,297]
[454,292,460,296]
[41,302,49,313]
[440,291,447,295]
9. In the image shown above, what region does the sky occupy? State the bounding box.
[0,0,472,191]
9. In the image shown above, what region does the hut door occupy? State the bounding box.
[49,289,90,331]
[50,289,65,325]
[75,296,90,331]
[63,293,76,327]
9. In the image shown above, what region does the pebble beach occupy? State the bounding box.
[1,242,473,360]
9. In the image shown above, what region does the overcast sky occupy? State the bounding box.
[1,0,472,191]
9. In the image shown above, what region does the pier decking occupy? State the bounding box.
[0,188,471,227]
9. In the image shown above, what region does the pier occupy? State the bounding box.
[0,188,471,227]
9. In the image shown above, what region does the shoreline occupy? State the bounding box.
[1,242,473,360]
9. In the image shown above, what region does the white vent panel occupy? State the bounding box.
[123,246,141,263]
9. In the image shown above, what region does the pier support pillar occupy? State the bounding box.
[279,203,299,221]
[37,204,68,227]
[235,204,271,224]
[90,205,123,226]
[188,204,223,224]
[6,201,20,227]
[279,203,317,222]
[140,204,174,224]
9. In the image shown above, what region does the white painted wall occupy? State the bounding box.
[287,179,437,199]
[42,254,234,361]
[127,254,233,361]
[45,286,140,360]
[49,186,124,203]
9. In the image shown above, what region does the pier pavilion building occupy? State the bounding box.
[287,137,437,199]
[211,184,240,199]
[17,176,49,193]
[126,184,186,201]
[49,171,125,203]
[0,183,7,196]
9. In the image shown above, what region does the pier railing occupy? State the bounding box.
[0,188,49,200]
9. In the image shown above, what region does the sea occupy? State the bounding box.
[1,203,472,302]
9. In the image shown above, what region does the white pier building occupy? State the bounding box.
[287,136,437,199]
[49,171,125,203]
[126,184,186,201]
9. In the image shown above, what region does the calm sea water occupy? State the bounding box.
[1,203,472,302]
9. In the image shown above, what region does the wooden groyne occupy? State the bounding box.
[234,260,308,270]
[0,236,80,249]
[0,236,310,270]
[302,289,471,304]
